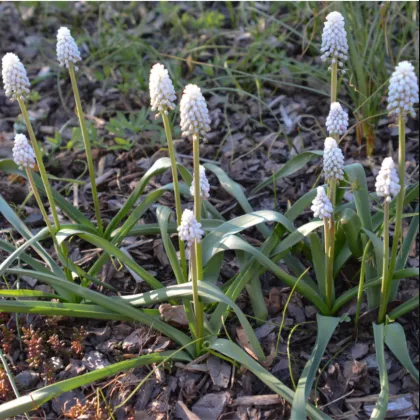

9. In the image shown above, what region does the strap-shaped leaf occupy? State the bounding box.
[291,314,342,420]
[210,338,332,420]
[370,323,389,419]
[385,322,419,383]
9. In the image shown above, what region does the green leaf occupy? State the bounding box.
[362,229,384,275]
[204,163,271,237]
[308,233,326,301]
[105,157,172,238]
[340,208,362,258]
[202,210,295,265]
[156,206,185,284]
[0,351,191,419]
[6,267,193,355]
[0,290,59,300]
[291,314,342,420]
[124,282,265,361]
[370,323,389,419]
[57,226,165,290]
[385,322,419,383]
[251,151,323,194]
[388,295,419,321]
[205,235,329,314]
[210,339,332,420]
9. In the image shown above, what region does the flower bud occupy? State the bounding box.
[56,27,82,70]
[149,63,177,116]
[387,61,419,120]
[177,209,204,249]
[375,157,400,202]
[326,102,348,136]
[2,53,30,100]
[180,84,210,139]
[13,134,36,169]
[190,165,210,199]
[323,137,344,181]
[320,12,348,71]
[311,186,333,219]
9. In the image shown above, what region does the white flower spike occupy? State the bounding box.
[387,61,419,120]
[320,11,348,71]
[311,186,333,219]
[13,134,36,169]
[56,27,82,70]
[177,209,204,250]
[149,63,177,116]
[2,53,30,100]
[326,102,348,136]
[190,165,210,199]
[323,137,344,181]
[180,84,211,139]
[375,157,400,202]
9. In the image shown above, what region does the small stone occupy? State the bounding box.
[82,351,110,371]
[207,356,231,389]
[15,370,39,390]
[52,390,84,415]
[122,329,143,353]
[192,392,230,420]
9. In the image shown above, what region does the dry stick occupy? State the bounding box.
[161,112,187,280]
[68,64,103,234]
[378,200,391,324]
[192,134,204,352]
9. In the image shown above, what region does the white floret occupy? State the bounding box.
[320,11,348,71]
[2,53,30,100]
[326,102,349,136]
[190,165,210,199]
[375,157,400,202]
[177,209,204,251]
[149,63,177,115]
[180,84,211,139]
[311,186,333,219]
[323,137,344,181]
[13,134,36,169]
[387,61,419,120]
[56,27,82,70]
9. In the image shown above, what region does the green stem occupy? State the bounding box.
[331,62,338,103]
[354,241,371,333]
[17,98,60,230]
[325,179,337,310]
[387,115,405,291]
[378,200,390,324]
[192,135,204,352]
[68,64,102,234]
[162,113,187,281]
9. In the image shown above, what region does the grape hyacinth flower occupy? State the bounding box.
[326,102,349,136]
[323,137,344,181]
[375,157,400,202]
[180,84,211,139]
[177,209,204,251]
[12,134,36,169]
[387,61,419,120]
[190,165,210,199]
[1,53,30,100]
[149,63,177,116]
[320,11,348,71]
[311,187,333,219]
[56,27,82,70]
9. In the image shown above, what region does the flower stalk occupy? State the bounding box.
[68,64,102,234]
[378,200,390,324]
[162,113,188,280]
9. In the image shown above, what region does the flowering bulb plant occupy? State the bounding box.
[0,10,418,420]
